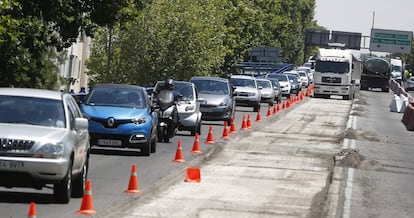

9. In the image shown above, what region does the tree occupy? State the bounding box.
[0,0,134,88]
[87,0,227,86]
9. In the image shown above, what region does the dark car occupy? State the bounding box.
[81,84,158,156]
[190,76,235,125]
[285,74,300,95]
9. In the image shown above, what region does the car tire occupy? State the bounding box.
[157,127,163,142]
[54,159,72,203]
[150,134,157,153]
[253,103,260,112]
[142,142,151,156]
[72,158,88,198]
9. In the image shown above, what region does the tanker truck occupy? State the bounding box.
[360,57,391,92]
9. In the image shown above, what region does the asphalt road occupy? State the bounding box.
[328,89,414,218]
[2,88,413,218]
[0,100,281,218]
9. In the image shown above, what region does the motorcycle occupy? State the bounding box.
[154,89,179,143]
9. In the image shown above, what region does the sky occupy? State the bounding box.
[314,0,414,53]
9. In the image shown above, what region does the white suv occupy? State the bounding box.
[230,75,261,112]
[0,88,90,203]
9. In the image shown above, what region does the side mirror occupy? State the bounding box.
[258,86,263,90]
[74,117,89,130]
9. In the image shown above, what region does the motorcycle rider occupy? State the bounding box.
[153,78,180,138]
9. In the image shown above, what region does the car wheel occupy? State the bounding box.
[54,159,72,203]
[142,142,151,156]
[253,103,259,112]
[72,158,88,198]
[157,128,163,142]
[150,135,157,153]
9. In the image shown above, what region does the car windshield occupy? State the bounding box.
[299,72,306,77]
[267,74,288,82]
[230,78,256,88]
[87,87,146,108]
[257,80,271,88]
[0,96,66,128]
[191,79,229,95]
[287,75,298,83]
[269,79,280,89]
[174,83,194,101]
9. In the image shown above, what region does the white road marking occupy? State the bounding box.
[343,101,357,218]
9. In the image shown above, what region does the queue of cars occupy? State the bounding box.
[0,68,314,203]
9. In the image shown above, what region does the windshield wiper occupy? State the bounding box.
[2,121,42,125]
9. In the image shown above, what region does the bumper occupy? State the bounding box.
[89,121,151,147]
[235,99,260,107]
[261,96,274,104]
[280,87,290,95]
[0,156,69,187]
[178,111,201,128]
[314,84,352,95]
[200,106,232,121]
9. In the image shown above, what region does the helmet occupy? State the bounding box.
[165,78,174,90]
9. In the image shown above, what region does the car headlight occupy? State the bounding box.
[248,92,256,96]
[185,105,195,111]
[219,101,228,106]
[34,143,64,159]
[132,116,147,124]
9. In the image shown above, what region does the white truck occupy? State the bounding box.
[313,48,361,100]
[390,58,403,82]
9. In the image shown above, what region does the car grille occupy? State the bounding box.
[90,117,130,129]
[236,92,251,96]
[322,77,341,83]
[0,138,35,152]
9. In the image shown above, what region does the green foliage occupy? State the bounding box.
[2,0,321,88]
[0,0,137,88]
[87,0,227,86]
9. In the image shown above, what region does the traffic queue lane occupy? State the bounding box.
[0,97,291,217]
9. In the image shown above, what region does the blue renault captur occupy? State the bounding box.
[81,84,158,156]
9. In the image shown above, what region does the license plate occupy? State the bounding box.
[0,160,24,168]
[98,139,122,146]
[200,108,213,112]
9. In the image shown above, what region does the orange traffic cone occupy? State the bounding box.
[282,101,286,109]
[27,202,37,218]
[173,140,185,162]
[246,114,252,129]
[221,122,230,139]
[240,115,248,130]
[124,164,142,194]
[76,180,96,215]
[273,103,278,114]
[229,117,237,134]
[184,167,201,183]
[266,105,272,117]
[255,109,261,122]
[191,133,202,154]
[205,125,215,144]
